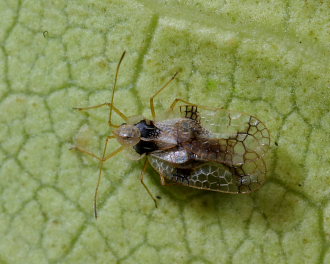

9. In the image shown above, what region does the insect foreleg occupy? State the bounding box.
[73,103,128,128]
[94,137,125,218]
[140,159,158,208]
[70,135,116,161]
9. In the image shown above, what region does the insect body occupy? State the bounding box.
[72,52,270,218]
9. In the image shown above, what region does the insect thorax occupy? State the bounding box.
[133,117,207,156]
[133,119,160,155]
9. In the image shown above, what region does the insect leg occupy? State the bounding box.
[169,98,196,111]
[159,173,166,185]
[140,159,158,208]
[169,98,224,112]
[73,103,128,128]
[94,139,125,219]
[149,72,179,120]
[70,135,116,160]
[159,174,178,186]
[71,135,125,218]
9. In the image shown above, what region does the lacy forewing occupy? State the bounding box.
[148,104,270,193]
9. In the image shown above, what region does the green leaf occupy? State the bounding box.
[1,0,330,263]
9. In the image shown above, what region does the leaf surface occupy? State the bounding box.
[1,0,330,263]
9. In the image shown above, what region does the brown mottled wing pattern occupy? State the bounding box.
[177,105,270,172]
[180,105,201,123]
[148,104,270,193]
[148,154,266,193]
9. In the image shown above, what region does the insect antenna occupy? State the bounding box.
[94,51,127,218]
[109,50,126,128]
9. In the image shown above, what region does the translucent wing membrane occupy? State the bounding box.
[178,105,270,157]
[148,104,270,193]
[148,153,266,193]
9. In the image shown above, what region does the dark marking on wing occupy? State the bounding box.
[147,104,270,193]
[172,168,191,185]
[148,156,266,193]
[176,105,270,157]
[180,105,201,123]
